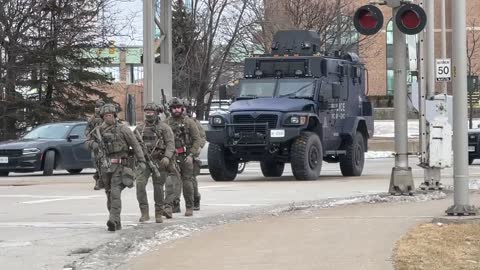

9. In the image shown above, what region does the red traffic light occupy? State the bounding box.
[395,3,427,35]
[353,5,384,36]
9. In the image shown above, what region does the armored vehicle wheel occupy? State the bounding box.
[208,143,238,181]
[291,132,323,180]
[340,131,365,176]
[260,160,285,177]
[0,171,9,177]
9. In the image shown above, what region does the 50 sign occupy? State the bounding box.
[436,59,451,82]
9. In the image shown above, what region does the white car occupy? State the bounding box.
[198,121,209,169]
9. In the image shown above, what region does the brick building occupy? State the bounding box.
[93,46,145,124]
[264,0,480,97]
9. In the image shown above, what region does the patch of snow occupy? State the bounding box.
[366,151,394,159]
[469,179,480,190]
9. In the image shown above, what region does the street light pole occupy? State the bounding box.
[446,0,476,216]
[389,5,414,195]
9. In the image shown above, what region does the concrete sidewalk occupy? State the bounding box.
[126,193,480,270]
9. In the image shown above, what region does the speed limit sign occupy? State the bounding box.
[436,58,451,82]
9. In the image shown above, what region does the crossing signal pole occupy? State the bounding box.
[354,1,427,195]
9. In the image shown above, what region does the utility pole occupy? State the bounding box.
[143,0,172,105]
[143,0,155,103]
[418,0,443,191]
[440,0,447,94]
[446,0,476,216]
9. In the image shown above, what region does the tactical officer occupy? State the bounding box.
[85,99,105,190]
[134,103,178,223]
[86,104,146,232]
[184,101,206,211]
[164,97,202,216]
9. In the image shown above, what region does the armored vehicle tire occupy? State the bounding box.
[340,131,365,176]
[0,171,9,177]
[208,143,238,181]
[291,132,323,180]
[260,160,285,177]
[67,169,83,174]
[43,150,56,176]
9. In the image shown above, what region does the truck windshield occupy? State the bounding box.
[238,80,276,98]
[277,79,315,98]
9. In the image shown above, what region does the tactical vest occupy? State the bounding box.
[140,123,165,153]
[168,118,191,149]
[102,124,128,157]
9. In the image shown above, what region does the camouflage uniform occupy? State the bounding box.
[164,98,202,216]
[192,118,206,210]
[134,103,178,223]
[86,104,146,232]
[183,100,207,211]
[85,99,105,190]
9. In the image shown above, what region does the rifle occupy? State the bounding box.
[94,127,112,175]
[134,129,162,178]
[161,89,170,118]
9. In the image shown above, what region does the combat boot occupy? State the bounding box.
[163,207,173,219]
[107,220,116,232]
[185,208,193,217]
[116,221,122,230]
[139,208,150,222]
[193,196,201,211]
[155,210,163,223]
[173,200,181,213]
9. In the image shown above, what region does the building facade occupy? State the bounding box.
[264,0,480,96]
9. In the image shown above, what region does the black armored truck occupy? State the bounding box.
[206,30,374,181]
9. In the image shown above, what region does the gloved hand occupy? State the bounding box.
[90,141,99,150]
[136,161,147,171]
[159,157,170,168]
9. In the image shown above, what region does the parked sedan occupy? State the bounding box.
[0,122,93,176]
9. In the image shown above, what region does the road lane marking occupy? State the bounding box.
[203,203,268,207]
[21,195,102,204]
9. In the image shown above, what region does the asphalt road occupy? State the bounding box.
[0,158,479,270]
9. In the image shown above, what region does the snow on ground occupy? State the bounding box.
[373,119,480,138]
[366,151,394,159]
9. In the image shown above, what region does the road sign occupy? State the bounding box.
[436,58,451,82]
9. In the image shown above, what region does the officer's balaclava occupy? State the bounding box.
[145,111,157,123]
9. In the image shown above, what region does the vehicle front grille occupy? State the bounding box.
[232,114,278,134]
[469,134,478,143]
[0,150,23,157]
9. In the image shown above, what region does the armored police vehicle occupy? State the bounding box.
[206,30,374,181]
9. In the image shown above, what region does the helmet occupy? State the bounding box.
[144,102,159,112]
[169,97,184,108]
[95,99,105,108]
[100,104,117,116]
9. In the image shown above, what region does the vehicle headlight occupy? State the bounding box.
[210,116,225,126]
[284,115,307,125]
[23,148,41,156]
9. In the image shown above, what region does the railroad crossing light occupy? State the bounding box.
[353,5,384,36]
[395,3,427,35]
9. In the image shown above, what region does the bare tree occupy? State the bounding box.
[0,0,124,140]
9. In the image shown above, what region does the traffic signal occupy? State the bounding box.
[353,5,384,36]
[395,3,427,35]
